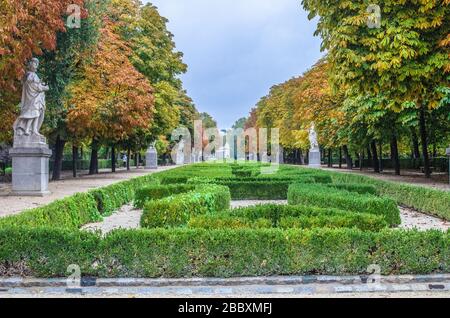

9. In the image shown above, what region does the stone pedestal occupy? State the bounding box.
[9,146,52,196]
[145,146,158,170]
[308,149,321,168]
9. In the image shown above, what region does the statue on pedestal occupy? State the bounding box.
[13,58,49,141]
[9,58,52,196]
[308,122,321,167]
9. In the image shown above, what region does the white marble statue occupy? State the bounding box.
[13,58,49,138]
[176,139,185,165]
[308,122,319,150]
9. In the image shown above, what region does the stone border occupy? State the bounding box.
[1,274,449,288]
[0,275,449,296]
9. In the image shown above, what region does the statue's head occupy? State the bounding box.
[27,58,39,72]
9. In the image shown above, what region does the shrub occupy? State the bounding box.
[327,171,450,220]
[140,185,231,228]
[89,175,159,216]
[325,183,378,195]
[134,184,196,208]
[221,181,292,200]
[229,204,388,231]
[0,227,447,277]
[288,184,401,226]
[0,193,101,230]
[188,209,387,231]
[0,173,159,229]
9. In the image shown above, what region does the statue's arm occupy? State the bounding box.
[28,74,49,92]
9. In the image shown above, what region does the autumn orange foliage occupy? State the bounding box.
[0,0,85,91]
[66,21,155,142]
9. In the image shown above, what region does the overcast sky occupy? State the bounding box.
[144,0,323,128]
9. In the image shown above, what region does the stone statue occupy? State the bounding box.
[308,122,319,150]
[13,58,49,138]
[176,139,185,165]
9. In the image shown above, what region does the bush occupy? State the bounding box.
[0,173,159,228]
[89,175,159,216]
[325,183,378,195]
[288,184,401,226]
[188,209,387,231]
[0,227,447,277]
[329,172,450,220]
[0,193,101,230]
[221,181,292,200]
[141,185,231,228]
[229,204,388,231]
[134,184,195,208]
[160,176,189,185]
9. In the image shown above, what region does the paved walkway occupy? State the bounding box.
[0,166,176,218]
[0,275,448,298]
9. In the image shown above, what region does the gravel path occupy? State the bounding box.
[398,206,450,232]
[82,205,143,234]
[231,200,288,209]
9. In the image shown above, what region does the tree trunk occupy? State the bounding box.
[127,148,131,171]
[370,140,380,173]
[419,105,431,178]
[89,138,99,175]
[52,134,66,181]
[328,149,332,167]
[359,151,363,171]
[135,151,139,168]
[390,133,401,176]
[339,147,342,168]
[411,128,420,159]
[379,141,383,172]
[111,145,116,173]
[299,149,305,165]
[72,145,78,178]
[342,145,353,169]
[366,146,372,169]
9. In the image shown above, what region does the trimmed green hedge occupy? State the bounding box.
[228,204,388,231]
[0,227,447,277]
[134,184,195,208]
[329,172,450,221]
[0,193,101,230]
[325,183,378,195]
[188,210,387,231]
[288,184,401,226]
[141,185,231,228]
[0,174,159,229]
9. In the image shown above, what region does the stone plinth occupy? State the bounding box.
[145,147,158,170]
[9,146,52,196]
[308,149,321,168]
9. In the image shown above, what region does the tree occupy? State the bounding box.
[66,21,155,174]
[302,0,450,176]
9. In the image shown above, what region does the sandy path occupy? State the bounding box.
[0,166,176,218]
[398,206,450,232]
[82,205,142,234]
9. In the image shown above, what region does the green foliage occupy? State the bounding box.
[134,184,195,208]
[288,184,401,226]
[325,183,378,195]
[330,172,450,221]
[141,185,231,228]
[0,174,159,228]
[0,227,447,277]
[0,193,101,230]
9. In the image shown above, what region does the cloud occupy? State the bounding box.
[143,0,323,128]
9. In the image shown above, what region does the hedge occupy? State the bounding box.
[329,172,450,221]
[0,227,447,277]
[134,184,195,208]
[188,210,387,231]
[288,184,401,226]
[140,185,231,228]
[325,183,378,195]
[0,193,101,230]
[229,204,388,231]
[0,174,159,229]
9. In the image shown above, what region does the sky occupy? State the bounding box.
[144,0,324,129]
